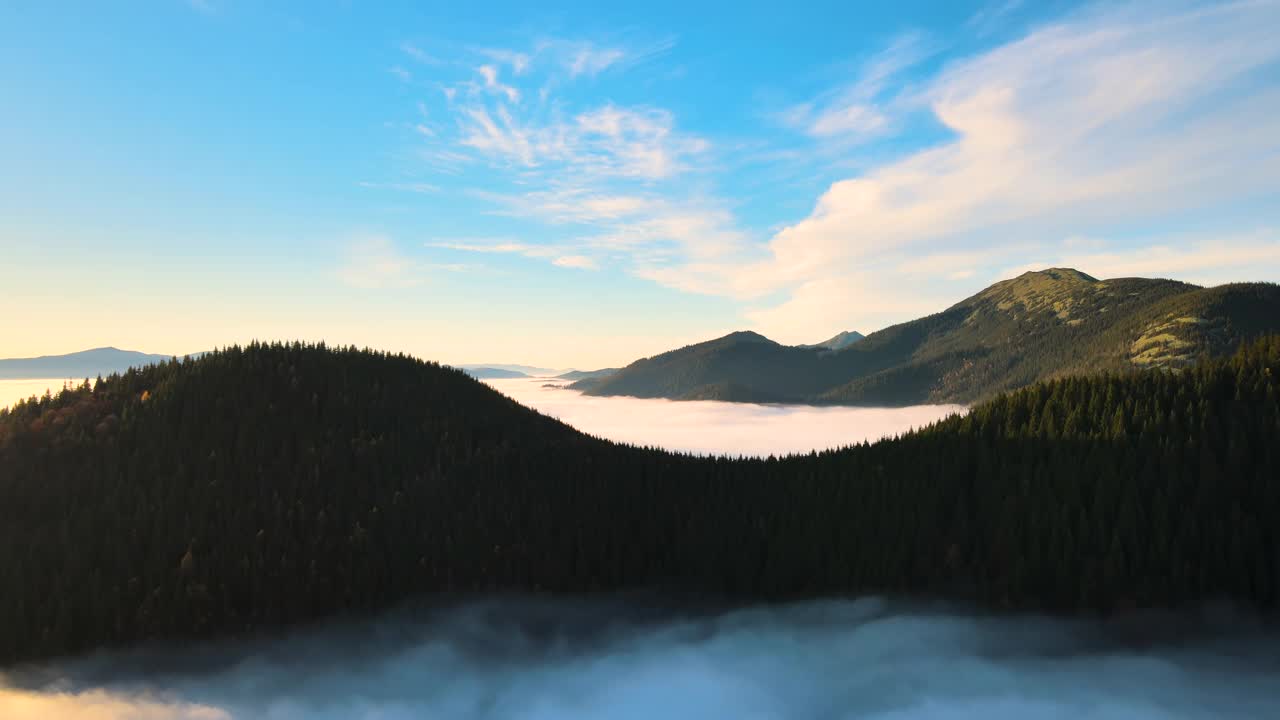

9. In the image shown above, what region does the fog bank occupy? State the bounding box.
[487,378,965,456]
[0,378,81,411]
[4,597,1278,720]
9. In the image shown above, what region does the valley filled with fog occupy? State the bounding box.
[0,379,82,411]
[486,378,964,456]
[3,597,1277,720]
[2,377,964,458]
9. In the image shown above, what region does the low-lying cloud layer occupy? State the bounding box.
[5,597,1278,719]
[486,378,964,456]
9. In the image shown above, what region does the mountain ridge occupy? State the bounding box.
[573,270,1280,405]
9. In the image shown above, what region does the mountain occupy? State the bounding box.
[462,367,529,379]
[1,339,1277,665]
[460,363,559,377]
[0,347,180,380]
[555,368,620,381]
[797,330,864,351]
[575,270,1280,405]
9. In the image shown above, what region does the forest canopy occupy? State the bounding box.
[1,338,1277,666]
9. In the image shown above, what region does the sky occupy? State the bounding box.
[2,0,1278,368]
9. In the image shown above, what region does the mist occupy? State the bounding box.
[3,597,1278,719]
[0,379,82,411]
[486,378,965,456]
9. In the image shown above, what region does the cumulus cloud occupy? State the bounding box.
[4,597,1278,719]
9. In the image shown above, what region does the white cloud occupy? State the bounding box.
[401,43,442,65]
[965,0,1027,35]
[479,48,532,74]
[455,103,706,180]
[689,0,1280,337]
[783,33,929,140]
[808,105,888,138]
[358,181,439,194]
[476,65,520,103]
[568,44,626,77]
[429,239,546,255]
[552,255,599,270]
[1018,229,1280,286]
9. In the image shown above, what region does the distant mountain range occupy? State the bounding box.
[462,367,530,379]
[571,269,1280,406]
[0,347,184,380]
[459,363,560,377]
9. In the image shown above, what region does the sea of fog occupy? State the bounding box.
[3,597,1278,719]
[486,377,965,456]
[0,378,84,411]
[2,377,963,457]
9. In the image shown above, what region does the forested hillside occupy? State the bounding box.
[1,338,1278,665]
[575,270,1280,405]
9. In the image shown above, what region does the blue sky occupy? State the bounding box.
[3,0,1278,368]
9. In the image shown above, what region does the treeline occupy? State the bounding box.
[1,338,1277,665]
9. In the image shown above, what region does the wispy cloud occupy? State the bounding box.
[965,0,1027,35]
[428,239,555,257]
[476,64,520,103]
[782,32,931,140]
[552,255,599,270]
[672,0,1280,340]
[429,239,600,272]
[388,66,412,83]
[567,44,626,77]
[479,48,532,75]
[455,103,707,179]
[401,42,442,66]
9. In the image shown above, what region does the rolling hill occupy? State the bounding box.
[0,339,1277,665]
[574,269,1280,405]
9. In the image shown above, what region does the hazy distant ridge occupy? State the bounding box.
[0,347,180,380]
